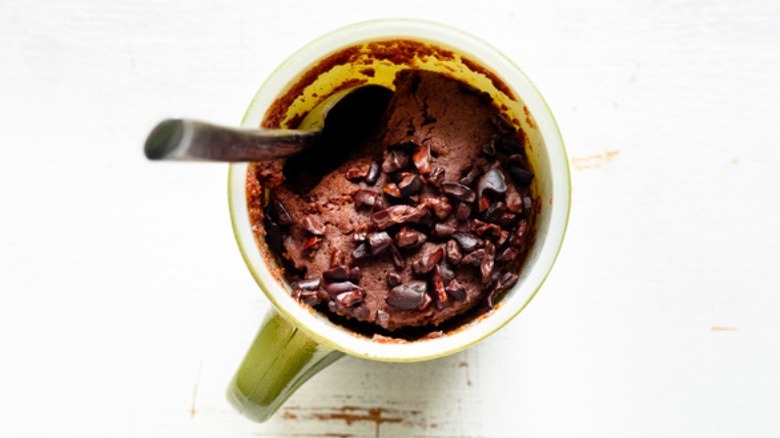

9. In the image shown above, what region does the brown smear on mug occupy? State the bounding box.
[570,150,620,171]
[281,405,425,438]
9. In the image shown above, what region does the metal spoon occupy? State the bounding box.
[144,84,392,162]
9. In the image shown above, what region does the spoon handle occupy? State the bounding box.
[144,119,320,162]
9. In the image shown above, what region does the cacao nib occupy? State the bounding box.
[456,202,472,220]
[371,205,429,229]
[395,227,427,249]
[293,278,321,291]
[412,144,431,174]
[352,242,370,260]
[323,266,349,283]
[411,247,444,274]
[477,168,508,199]
[335,289,365,307]
[366,161,381,185]
[386,281,428,309]
[459,166,481,186]
[302,215,325,236]
[428,166,445,187]
[481,242,496,281]
[382,149,409,173]
[383,183,402,198]
[353,223,370,242]
[324,281,362,297]
[272,199,292,225]
[433,223,456,238]
[452,232,482,252]
[397,173,423,196]
[354,189,380,209]
[345,165,369,182]
[460,248,485,266]
[445,280,467,301]
[445,240,463,264]
[386,272,401,287]
[367,231,392,255]
[442,182,476,203]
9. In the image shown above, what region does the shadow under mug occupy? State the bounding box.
[226,19,571,422]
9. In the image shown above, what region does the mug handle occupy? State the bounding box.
[227,309,344,422]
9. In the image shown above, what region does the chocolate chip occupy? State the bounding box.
[433,223,456,238]
[445,280,467,301]
[386,272,401,287]
[323,266,349,283]
[324,281,362,297]
[477,169,507,200]
[442,182,476,203]
[352,242,370,260]
[456,202,472,220]
[497,246,519,263]
[345,165,369,182]
[386,281,427,309]
[397,173,423,196]
[460,248,485,266]
[395,227,427,249]
[293,278,321,291]
[302,236,321,255]
[459,166,481,186]
[371,205,429,229]
[335,289,365,307]
[390,244,405,269]
[366,161,381,185]
[382,149,409,173]
[424,197,453,220]
[272,199,292,225]
[301,215,325,236]
[445,240,462,264]
[411,246,444,274]
[481,242,496,281]
[428,166,445,187]
[349,266,362,283]
[354,189,380,209]
[367,231,392,255]
[412,144,431,174]
[452,232,482,252]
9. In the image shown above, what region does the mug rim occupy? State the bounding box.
[228,18,571,362]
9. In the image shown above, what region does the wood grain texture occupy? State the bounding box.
[1,0,779,436]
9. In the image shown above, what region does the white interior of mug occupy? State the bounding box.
[228,19,570,362]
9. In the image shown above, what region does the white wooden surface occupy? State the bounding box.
[2,1,780,436]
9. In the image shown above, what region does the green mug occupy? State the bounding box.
[226,19,570,422]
